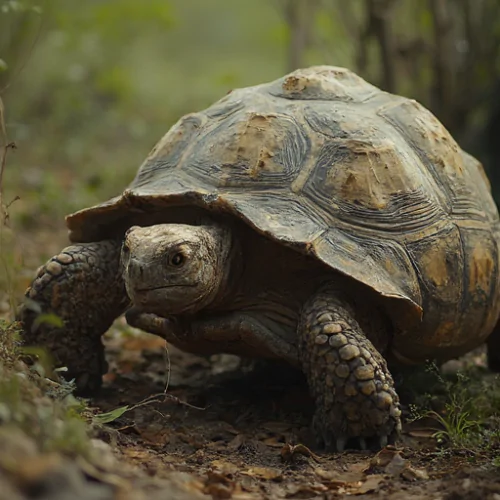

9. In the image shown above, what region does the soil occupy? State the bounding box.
[34,326,499,500]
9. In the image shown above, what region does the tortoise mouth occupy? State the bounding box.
[134,284,198,292]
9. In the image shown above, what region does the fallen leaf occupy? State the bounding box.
[384,453,407,476]
[280,443,321,463]
[401,466,429,481]
[262,436,285,448]
[261,421,293,433]
[315,468,365,485]
[355,474,385,495]
[92,406,129,424]
[228,434,247,450]
[285,483,328,498]
[242,467,282,481]
[211,460,240,475]
[370,446,402,468]
[347,460,371,474]
[204,470,235,499]
[406,428,438,439]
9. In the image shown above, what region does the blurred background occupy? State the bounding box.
[1,0,500,306]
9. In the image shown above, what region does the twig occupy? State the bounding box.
[0,96,18,224]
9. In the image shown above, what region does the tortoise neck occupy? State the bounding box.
[205,225,243,311]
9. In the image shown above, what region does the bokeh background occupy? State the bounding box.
[1,0,500,309]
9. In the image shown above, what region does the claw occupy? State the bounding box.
[336,436,348,452]
[379,434,388,449]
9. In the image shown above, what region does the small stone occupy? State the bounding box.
[344,383,358,397]
[315,334,329,345]
[329,333,348,348]
[339,344,360,361]
[354,365,375,381]
[335,363,350,378]
[326,374,335,387]
[360,380,376,395]
[46,261,63,276]
[323,323,343,334]
[318,313,334,323]
[57,253,73,264]
[376,391,393,409]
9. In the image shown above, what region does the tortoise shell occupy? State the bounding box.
[66,66,500,363]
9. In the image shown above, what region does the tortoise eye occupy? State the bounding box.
[170,252,185,267]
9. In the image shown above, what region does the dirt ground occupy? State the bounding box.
[8,327,500,500]
[1,231,500,500]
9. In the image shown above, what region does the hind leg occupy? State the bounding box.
[18,240,129,394]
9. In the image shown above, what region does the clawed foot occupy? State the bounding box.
[125,308,181,341]
[306,323,402,452]
[313,412,397,452]
[300,288,402,452]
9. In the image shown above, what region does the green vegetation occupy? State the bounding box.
[0,320,91,457]
[408,365,500,463]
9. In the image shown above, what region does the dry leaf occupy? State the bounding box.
[370,446,402,468]
[204,471,235,499]
[280,443,321,463]
[211,460,240,475]
[228,434,247,450]
[315,468,365,485]
[242,467,282,481]
[401,466,429,481]
[347,460,371,474]
[262,436,286,448]
[384,453,407,476]
[355,474,385,495]
[285,483,328,498]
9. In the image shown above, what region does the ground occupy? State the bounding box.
[1,228,500,500]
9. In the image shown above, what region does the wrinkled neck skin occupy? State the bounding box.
[121,222,238,317]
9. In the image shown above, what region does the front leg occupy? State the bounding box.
[18,240,130,395]
[126,309,297,361]
[299,285,402,451]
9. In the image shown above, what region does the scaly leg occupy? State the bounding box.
[18,240,129,394]
[299,285,402,451]
[125,308,297,361]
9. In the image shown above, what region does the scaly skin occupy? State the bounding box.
[18,240,129,395]
[299,285,402,451]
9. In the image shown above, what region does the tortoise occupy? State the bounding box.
[19,66,500,451]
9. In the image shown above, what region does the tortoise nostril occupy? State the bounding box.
[128,258,145,281]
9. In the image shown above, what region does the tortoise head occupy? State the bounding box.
[121,223,233,316]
